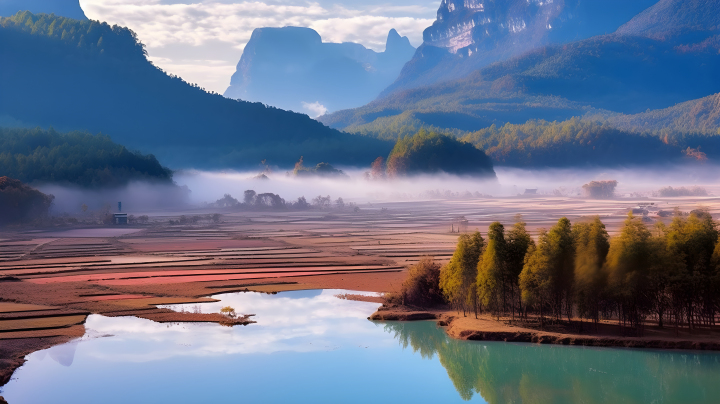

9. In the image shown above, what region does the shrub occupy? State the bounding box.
[655,186,708,197]
[387,257,444,308]
[582,180,618,199]
[0,176,54,225]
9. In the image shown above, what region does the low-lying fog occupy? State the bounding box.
[38,163,720,214]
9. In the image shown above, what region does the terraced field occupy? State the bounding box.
[2,195,719,387]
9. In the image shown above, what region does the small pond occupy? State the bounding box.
[2,289,720,403]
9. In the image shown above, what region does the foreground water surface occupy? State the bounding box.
[2,289,720,403]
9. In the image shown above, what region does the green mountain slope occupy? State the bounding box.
[0,12,391,169]
[0,127,173,187]
[322,33,720,137]
[594,93,720,135]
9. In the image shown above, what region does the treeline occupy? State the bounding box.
[427,212,720,333]
[0,11,147,62]
[350,115,720,168]
[459,118,711,167]
[212,190,353,211]
[0,127,172,187]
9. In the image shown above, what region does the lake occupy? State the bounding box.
[2,289,719,403]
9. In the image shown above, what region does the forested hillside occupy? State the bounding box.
[617,0,720,40]
[386,130,495,177]
[597,93,720,135]
[0,127,173,187]
[459,119,720,167]
[322,0,720,167]
[0,12,391,169]
[325,33,720,135]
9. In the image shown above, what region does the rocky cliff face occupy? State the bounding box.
[382,0,658,96]
[224,27,415,116]
[0,0,86,19]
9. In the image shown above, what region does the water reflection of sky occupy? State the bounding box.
[2,290,484,404]
[5,290,719,404]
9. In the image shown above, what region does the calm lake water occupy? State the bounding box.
[2,289,720,403]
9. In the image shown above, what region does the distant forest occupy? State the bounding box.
[0,127,172,187]
[386,130,495,177]
[460,119,720,167]
[0,12,390,169]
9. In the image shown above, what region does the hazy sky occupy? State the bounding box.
[80,0,436,94]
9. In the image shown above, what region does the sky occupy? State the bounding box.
[80,0,437,94]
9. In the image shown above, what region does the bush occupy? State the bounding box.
[582,180,618,199]
[655,186,708,197]
[387,257,444,308]
[0,176,54,224]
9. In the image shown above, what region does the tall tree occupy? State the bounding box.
[547,217,575,320]
[664,211,718,329]
[520,230,554,326]
[505,215,535,319]
[605,214,653,331]
[572,217,609,325]
[477,222,507,317]
[440,232,484,317]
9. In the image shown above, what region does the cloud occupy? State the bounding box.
[301,101,328,117]
[79,0,435,94]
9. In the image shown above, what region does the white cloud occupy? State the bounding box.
[301,101,328,117]
[79,0,435,94]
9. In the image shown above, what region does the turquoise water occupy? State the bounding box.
[2,290,720,403]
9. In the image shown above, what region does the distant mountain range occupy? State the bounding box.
[0,12,391,169]
[0,0,86,19]
[324,0,720,132]
[381,0,659,96]
[320,0,720,167]
[224,27,415,116]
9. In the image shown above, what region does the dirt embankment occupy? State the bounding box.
[370,306,720,351]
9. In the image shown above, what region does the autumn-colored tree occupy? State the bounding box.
[547,217,575,320]
[664,210,718,329]
[505,216,535,319]
[477,222,507,317]
[572,217,609,325]
[519,230,554,326]
[441,232,484,317]
[605,214,654,331]
[370,156,386,180]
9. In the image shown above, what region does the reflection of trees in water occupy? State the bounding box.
[383,322,720,403]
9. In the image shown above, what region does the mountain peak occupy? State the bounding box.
[225,26,415,115]
[386,28,413,53]
[381,0,658,96]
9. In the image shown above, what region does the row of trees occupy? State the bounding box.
[439,212,720,332]
[212,190,351,211]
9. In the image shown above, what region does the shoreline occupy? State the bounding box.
[370,307,720,351]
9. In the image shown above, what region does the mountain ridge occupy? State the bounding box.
[224,26,415,115]
[0,12,392,169]
[380,0,659,97]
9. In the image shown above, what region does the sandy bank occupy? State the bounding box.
[370,307,720,351]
